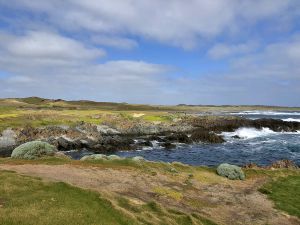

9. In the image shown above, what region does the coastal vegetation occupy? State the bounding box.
[0,97,300,132]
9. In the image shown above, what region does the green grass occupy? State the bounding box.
[0,171,137,225]
[0,170,218,225]
[259,175,300,218]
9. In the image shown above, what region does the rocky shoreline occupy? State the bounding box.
[1,115,300,158]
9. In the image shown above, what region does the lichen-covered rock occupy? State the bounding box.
[80,154,108,161]
[217,163,245,180]
[11,141,57,159]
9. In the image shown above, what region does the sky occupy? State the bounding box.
[0,0,300,106]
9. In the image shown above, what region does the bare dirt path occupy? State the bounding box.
[0,164,299,225]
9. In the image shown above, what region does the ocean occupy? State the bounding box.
[68,111,300,167]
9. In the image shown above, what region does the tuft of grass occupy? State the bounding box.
[259,175,300,218]
[153,187,183,201]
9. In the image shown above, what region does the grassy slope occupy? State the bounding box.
[0,157,299,224]
[0,166,218,225]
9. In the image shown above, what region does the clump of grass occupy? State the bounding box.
[153,187,183,201]
[259,175,300,218]
[117,197,141,213]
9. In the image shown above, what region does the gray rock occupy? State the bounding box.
[0,129,17,156]
[96,125,120,134]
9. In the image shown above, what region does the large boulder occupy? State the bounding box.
[11,141,57,159]
[217,163,245,180]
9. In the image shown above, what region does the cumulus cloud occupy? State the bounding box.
[2,0,298,49]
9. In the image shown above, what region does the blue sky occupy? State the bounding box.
[0,0,299,106]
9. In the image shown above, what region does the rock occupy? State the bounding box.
[217,163,245,180]
[232,135,241,139]
[243,163,259,169]
[165,133,191,144]
[96,125,120,135]
[190,129,224,143]
[138,140,153,147]
[0,129,17,157]
[54,152,72,159]
[107,155,122,160]
[268,160,298,169]
[80,154,108,161]
[161,142,176,149]
[11,141,57,159]
[55,137,74,150]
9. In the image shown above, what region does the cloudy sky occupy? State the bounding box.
[0,0,299,106]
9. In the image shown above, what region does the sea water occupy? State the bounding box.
[68,111,300,166]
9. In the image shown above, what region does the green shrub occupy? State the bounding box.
[107,155,122,160]
[80,154,108,161]
[11,141,57,159]
[131,156,145,162]
[216,163,245,180]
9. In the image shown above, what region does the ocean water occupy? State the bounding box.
[68,111,300,167]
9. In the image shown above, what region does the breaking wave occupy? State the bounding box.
[222,127,299,140]
[230,111,300,116]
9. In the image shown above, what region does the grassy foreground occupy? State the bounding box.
[0,171,135,225]
[0,159,219,225]
[0,157,299,225]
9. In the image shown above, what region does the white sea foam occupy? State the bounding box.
[229,111,300,116]
[222,127,300,140]
[222,127,276,139]
[282,118,300,122]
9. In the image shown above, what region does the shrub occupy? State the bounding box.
[80,154,108,161]
[216,163,245,180]
[107,155,122,160]
[131,156,145,162]
[11,141,57,159]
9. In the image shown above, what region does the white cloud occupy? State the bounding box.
[91,36,138,49]
[0,31,106,75]
[3,31,105,61]
[3,0,298,49]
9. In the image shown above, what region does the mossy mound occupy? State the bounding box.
[217,163,245,180]
[11,141,57,159]
[80,154,108,161]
